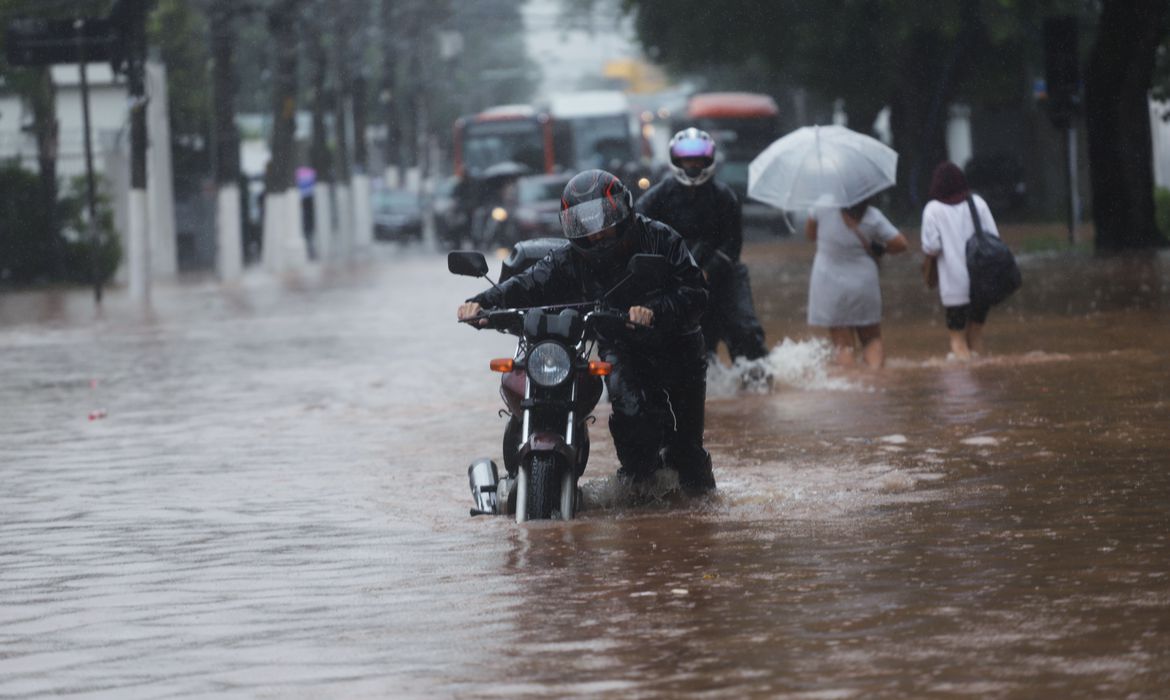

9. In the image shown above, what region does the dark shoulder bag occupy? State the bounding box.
[965,197,1021,307]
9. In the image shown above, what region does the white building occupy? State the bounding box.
[0,62,177,280]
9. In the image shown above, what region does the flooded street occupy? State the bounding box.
[2,234,1169,698]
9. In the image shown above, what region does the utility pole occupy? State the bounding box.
[120,0,151,305]
[1044,17,1081,246]
[75,19,102,303]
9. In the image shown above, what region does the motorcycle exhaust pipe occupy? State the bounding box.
[468,458,500,516]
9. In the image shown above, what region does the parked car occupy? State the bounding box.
[373,189,423,242]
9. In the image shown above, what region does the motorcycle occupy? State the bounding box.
[449,246,668,522]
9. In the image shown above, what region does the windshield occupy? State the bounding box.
[566,115,634,170]
[463,119,545,175]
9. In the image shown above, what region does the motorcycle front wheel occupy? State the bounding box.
[522,453,563,521]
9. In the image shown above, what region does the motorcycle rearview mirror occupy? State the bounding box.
[448,251,489,277]
[448,250,505,295]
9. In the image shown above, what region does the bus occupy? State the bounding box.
[677,92,782,201]
[544,90,653,192]
[453,105,556,178]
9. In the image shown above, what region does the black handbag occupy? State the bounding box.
[965,197,1021,307]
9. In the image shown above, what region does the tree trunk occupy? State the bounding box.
[353,74,369,175]
[265,2,299,196]
[308,23,332,186]
[27,67,61,275]
[1085,0,1170,252]
[262,0,306,270]
[211,4,240,189]
[210,1,244,279]
[889,31,954,216]
[380,0,403,187]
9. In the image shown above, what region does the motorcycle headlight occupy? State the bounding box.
[526,342,572,387]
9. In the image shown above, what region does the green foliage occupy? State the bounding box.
[1154,186,1170,239]
[57,175,121,285]
[0,161,54,284]
[149,0,212,184]
[0,163,120,287]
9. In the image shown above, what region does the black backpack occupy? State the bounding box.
[965,197,1021,307]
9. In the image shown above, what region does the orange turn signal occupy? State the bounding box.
[588,360,612,376]
[489,358,514,373]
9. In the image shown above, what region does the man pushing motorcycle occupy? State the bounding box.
[456,169,716,495]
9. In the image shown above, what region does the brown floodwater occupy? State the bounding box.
[1,231,1168,698]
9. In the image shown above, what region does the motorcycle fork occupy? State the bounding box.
[516,372,580,522]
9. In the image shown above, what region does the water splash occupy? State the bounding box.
[706,338,859,397]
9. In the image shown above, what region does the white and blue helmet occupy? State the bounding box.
[668,128,717,186]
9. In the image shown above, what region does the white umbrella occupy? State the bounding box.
[747,125,898,210]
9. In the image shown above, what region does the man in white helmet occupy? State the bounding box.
[636,128,769,369]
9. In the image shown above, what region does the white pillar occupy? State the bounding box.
[335,182,354,260]
[314,183,334,261]
[147,62,177,278]
[216,184,243,281]
[282,190,308,268]
[127,188,150,303]
[383,167,400,189]
[405,167,421,193]
[261,190,284,272]
[351,173,373,248]
[946,103,973,170]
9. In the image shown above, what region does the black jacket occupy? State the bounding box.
[470,215,708,349]
[635,177,742,280]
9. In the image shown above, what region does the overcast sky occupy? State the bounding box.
[521,0,640,98]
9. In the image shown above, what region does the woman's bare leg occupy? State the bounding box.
[857,324,884,369]
[948,330,972,360]
[966,322,985,355]
[828,327,856,367]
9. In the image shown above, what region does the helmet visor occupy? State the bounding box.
[670,136,715,162]
[560,196,631,239]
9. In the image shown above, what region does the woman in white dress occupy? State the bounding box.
[920,161,1000,360]
[805,198,908,368]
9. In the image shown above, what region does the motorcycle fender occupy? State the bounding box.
[517,432,575,465]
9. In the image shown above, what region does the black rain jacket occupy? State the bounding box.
[635,177,742,281]
[469,215,708,354]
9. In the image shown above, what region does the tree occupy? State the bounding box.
[0,0,113,282]
[1084,0,1170,251]
[260,0,308,270]
[621,0,1038,212]
[620,0,1170,250]
[149,0,212,189]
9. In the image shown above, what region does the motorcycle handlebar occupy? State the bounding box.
[458,306,653,337]
[584,309,654,336]
[459,309,523,333]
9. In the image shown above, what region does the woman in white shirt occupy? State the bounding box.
[805,198,908,368]
[920,162,1001,360]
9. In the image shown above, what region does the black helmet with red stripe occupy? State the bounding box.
[560,169,635,269]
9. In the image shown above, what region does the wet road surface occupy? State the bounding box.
[2,236,1169,698]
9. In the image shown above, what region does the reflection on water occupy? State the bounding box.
[1,241,1169,697]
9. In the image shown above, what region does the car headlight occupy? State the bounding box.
[526,342,572,387]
